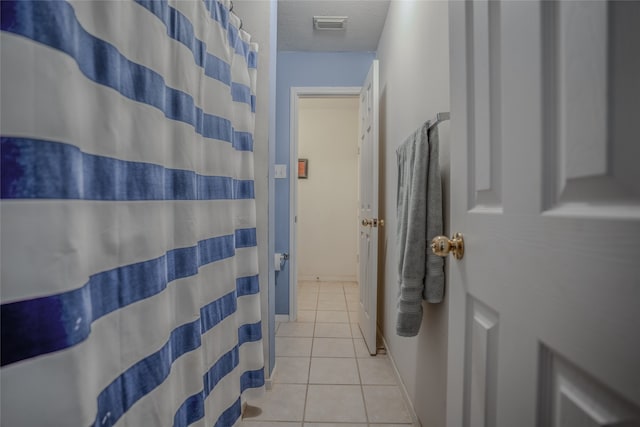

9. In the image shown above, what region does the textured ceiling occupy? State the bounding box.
[278,0,390,52]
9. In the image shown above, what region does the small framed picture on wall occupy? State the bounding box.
[298,158,308,179]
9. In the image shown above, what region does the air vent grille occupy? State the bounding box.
[313,16,348,31]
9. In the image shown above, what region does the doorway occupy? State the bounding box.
[288,87,361,320]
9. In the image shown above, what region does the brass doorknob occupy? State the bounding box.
[431,233,464,260]
[362,218,384,227]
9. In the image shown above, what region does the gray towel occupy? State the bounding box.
[395,122,445,337]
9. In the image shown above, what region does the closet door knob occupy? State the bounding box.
[361,218,373,227]
[431,233,465,260]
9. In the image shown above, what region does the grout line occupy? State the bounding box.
[301,302,314,424]
[296,283,377,425]
[353,335,370,426]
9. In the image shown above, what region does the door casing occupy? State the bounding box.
[288,86,361,320]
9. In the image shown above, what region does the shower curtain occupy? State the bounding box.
[0,1,264,426]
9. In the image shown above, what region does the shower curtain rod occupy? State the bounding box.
[428,111,450,130]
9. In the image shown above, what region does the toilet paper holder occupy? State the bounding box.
[274,252,289,271]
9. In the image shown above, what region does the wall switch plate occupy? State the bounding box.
[274,164,287,179]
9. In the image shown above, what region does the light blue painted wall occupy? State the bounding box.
[274,51,376,314]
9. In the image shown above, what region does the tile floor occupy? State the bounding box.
[241,281,415,427]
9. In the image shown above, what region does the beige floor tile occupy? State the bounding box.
[363,386,412,424]
[315,310,349,323]
[317,282,345,292]
[317,289,345,296]
[274,357,310,384]
[241,422,302,427]
[298,281,319,288]
[312,337,355,358]
[317,300,348,311]
[276,337,313,357]
[244,384,307,421]
[297,292,318,301]
[346,299,360,311]
[304,424,365,427]
[299,282,319,289]
[308,357,360,384]
[296,310,316,323]
[276,322,315,337]
[353,338,376,358]
[314,323,352,338]
[317,294,346,303]
[348,311,358,322]
[351,322,364,339]
[298,294,318,302]
[297,299,317,310]
[368,424,415,427]
[357,357,398,385]
[345,295,359,304]
[304,385,367,423]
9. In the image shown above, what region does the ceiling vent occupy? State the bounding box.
[313,16,348,31]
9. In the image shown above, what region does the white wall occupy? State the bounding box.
[376,2,451,426]
[297,97,359,282]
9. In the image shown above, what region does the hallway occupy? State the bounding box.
[241,281,415,426]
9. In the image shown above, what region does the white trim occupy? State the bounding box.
[275,314,290,323]
[288,86,361,322]
[379,330,421,427]
[264,362,276,390]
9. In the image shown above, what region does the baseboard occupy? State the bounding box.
[298,275,357,282]
[265,362,276,390]
[379,330,422,427]
[275,314,290,323]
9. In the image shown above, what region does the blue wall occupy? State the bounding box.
[274,51,376,314]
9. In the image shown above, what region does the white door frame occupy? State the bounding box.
[288,86,361,321]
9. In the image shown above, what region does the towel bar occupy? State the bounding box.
[428,112,450,130]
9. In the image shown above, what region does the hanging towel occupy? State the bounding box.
[395,122,445,337]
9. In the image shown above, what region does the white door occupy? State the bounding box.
[447,1,640,426]
[358,60,380,355]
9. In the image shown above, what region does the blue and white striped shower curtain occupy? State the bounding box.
[0,1,264,425]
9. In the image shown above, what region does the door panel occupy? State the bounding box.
[358,60,379,356]
[466,298,499,427]
[538,347,640,427]
[448,2,640,426]
[468,0,502,210]
[541,1,640,215]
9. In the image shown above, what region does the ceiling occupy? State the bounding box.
[277,0,391,52]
